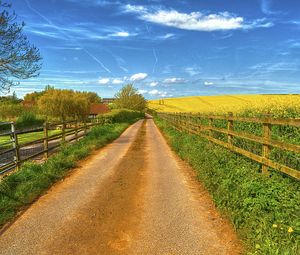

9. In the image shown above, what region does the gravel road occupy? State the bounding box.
[0,119,242,255]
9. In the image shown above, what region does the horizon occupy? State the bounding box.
[3,0,300,99]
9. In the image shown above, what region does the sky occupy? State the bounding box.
[5,0,300,98]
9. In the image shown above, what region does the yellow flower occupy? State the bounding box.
[288,227,294,233]
[272,224,278,228]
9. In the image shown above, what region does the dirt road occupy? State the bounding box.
[0,119,242,255]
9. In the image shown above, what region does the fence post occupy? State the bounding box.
[262,114,272,175]
[208,115,213,138]
[84,120,87,135]
[228,112,234,147]
[43,122,49,159]
[75,120,78,141]
[62,122,66,142]
[11,123,20,170]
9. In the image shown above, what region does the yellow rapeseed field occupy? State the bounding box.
[148,94,300,117]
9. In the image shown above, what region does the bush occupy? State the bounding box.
[155,117,300,255]
[99,109,144,124]
[15,112,44,129]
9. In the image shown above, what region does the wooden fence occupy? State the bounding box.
[0,117,110,175]
[158,112,300,180]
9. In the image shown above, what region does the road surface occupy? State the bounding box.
[0,119,242,255]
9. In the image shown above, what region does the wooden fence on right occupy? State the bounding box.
[158,112,300,180]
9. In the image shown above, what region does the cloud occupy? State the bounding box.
[130,73,148,81]
[98,78,110,84]
[148,89,168,97]
[204,81,214,86]
[184,67,202,76]
[112,78,123,84]
[138,89,148,94]
[158,33,176,39]
[110,31,137,37]
[148,89,159,95]
[259,0,276,15]
[149,81,158,87]
[164,77,185,84]
[124,5,273,31]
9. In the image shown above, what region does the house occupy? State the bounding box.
[89,103,110,118]
[101,98,115,104]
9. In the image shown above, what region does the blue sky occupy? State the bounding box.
[6,0,300,98]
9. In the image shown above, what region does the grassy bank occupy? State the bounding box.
[155,117,300,255]
[0,122,131,227]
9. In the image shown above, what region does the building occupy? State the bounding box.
[89,103,110,118]
[101,98,115,104]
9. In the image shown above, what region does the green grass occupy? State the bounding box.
[0,122,131,227]
[155,117,300,255]
[0,129,63,146]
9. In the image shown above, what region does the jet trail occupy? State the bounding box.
[152,48,158,74]
[24,0,111,74]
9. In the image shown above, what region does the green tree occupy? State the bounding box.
[83,91,101,103]
[37,89,90,121]
[0,1,42,92]
[114,84,146,111]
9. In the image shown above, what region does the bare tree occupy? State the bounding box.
[0,1,42,92]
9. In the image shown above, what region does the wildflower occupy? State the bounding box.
[288,227,294,233]
[272,224,278,228]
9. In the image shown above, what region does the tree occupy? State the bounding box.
[82,91,101,103]
[24,85,54,103]
[37,89,90,121]
[0,1,42,92]
[114,84,147,111]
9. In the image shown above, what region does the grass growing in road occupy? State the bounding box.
[0,123,130,227]
[155,117,300,255]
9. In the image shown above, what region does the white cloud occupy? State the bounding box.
[149,81,158,87]
[138,89,148,94]
[148,89,159,95]
[142,10,244,31]
[130,73,148,82]
[184,67,202,76]
[158,33,175,39]
[204,81,214,86]
[110,31,132,37]
[148,89,168,97]
[112,78,123,84]
[125,5,273,31]
[164,77,185,84]
[124,4,147,14]
[98,78,110,84]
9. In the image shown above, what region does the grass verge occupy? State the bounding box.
[155,117,300,255]
[0,122,131,227]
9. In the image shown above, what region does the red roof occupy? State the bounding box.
[89,103,110,115]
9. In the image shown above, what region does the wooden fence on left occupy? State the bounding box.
[0,117,109,175]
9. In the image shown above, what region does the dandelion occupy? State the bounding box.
[288,227,294,233]
[272,224,278,228]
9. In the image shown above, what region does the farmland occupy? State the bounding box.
[148,94,300,117]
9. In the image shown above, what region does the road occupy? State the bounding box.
[0,119,242,255]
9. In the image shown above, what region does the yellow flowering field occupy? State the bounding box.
[148,94,300,117]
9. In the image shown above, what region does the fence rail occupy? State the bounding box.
[158,112,300,180]
[0,117,110,176]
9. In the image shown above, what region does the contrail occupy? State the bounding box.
[152,48,158,74]
[24,0,111,74]
[83,49,111,73]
